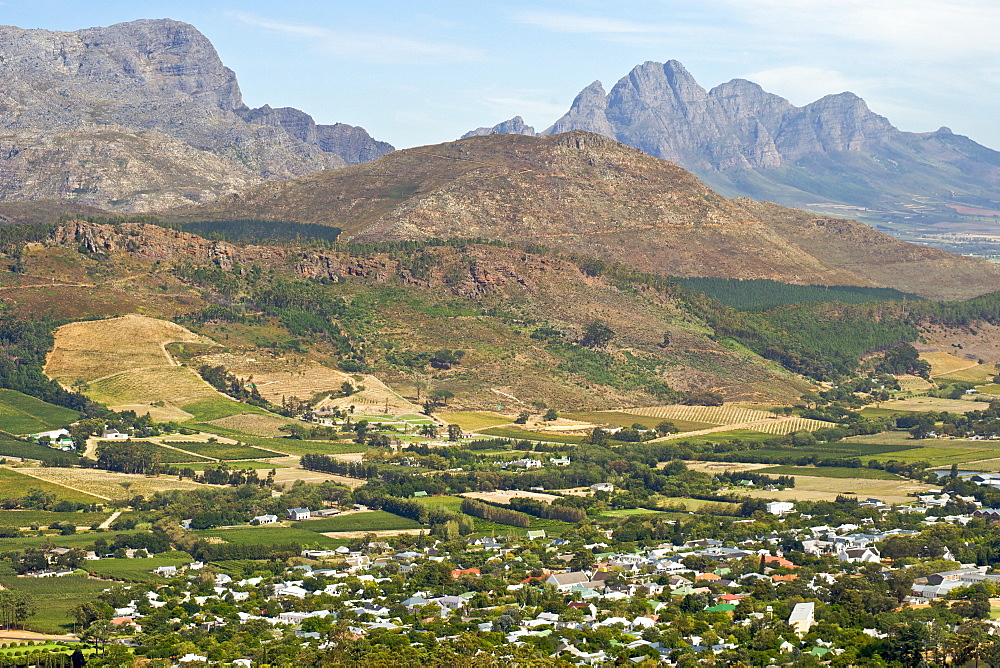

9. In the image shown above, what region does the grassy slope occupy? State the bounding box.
[0,564,110,634]
[0,389,80,435]
[0,467,103,504]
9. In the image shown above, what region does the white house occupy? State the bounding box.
[253,514,279,525]
[590,483,614,493]
[837,546,881,564]
[285,508,311,521]
[546,571,593,592]
[788,602,815,636]
[101,427,129,440]
[766,501,795,516]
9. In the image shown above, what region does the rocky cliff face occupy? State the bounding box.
[543,60,898,171]
[0,18,393,211]
[238,106,393,165]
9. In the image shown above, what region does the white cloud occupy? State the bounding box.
[716,0,1000,60]
[741,66,877,106]
[513,10,668,34]
[228,12,486,64]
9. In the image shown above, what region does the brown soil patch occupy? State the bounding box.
[462,490,562,505]
[321,529,426,538]
[19,466,207,500]
[45,314,215,384]
[271,467,366,488]
[681,461,776,474]
[208,412,302,437]
[108,403,194,422]
[191,349,421,415]
[737,475,934,504]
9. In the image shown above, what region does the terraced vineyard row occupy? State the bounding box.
[750,417,835,435]
[626,404,770,426]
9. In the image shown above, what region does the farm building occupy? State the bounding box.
[286,508,311,521]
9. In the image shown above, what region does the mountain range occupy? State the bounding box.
[0,19,393,211]
[165,131,1000,301]
[471,60,1000,232]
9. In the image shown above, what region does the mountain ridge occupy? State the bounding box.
[468,60,1000,227]
[0,18,394,211]
[162,130,1000,301]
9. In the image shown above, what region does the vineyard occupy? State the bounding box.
[626,404,771,425]
[749,417,836,435]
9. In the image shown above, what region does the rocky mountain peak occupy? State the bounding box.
[461,116,537,139]
[535,59,1000,216]
[0,18,393,211]
[544,80,614,137]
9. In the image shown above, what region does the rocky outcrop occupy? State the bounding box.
[0,18,392,210]
[48,220,570,300]
[461,116,537,139]
[541,60,1000,213]
[239,106,393,166]
[49,220,289,267]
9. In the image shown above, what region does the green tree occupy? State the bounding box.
[655,420,678,435]
[0,591,35,629]
[580,321,614,348]
[447,424,462,441]
[429,389,455,405]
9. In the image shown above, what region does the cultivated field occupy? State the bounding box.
[565,410,714,432]
[757,465,903,480]
[437,411,512,432]
[895,374,935,392]
[0,509,110,528]
[748,417,836,435]
[85,551,193,583]
[462,490,562,505]
[84,367,215,415]
[192,349,421,415]
[0,467,104,503]
[937,364,996,383]
[17,467,207,500]
[194,525,348,549]
[682,461,776,474]
[41,314,261,420]
[164,441,281,461]
[300,511,423,533]
[0,571,111,634]
[207,412,302,437]
[0,389,79,434]
[737,474,935,504]
[921,352,981,378]
[882,396,984,413]
[45,314,214,384]
[0,434,80,464]
[625,404,772,425]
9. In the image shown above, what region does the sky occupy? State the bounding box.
[2,0,999,151]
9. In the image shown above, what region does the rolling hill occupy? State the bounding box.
[163,131,1000,300]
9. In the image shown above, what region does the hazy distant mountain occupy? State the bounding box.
[164,131,1000,301]
[481,61,1000,225]
[462,116,537,139]
[0,19,393,211]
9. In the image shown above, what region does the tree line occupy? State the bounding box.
[460,498,531,528]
